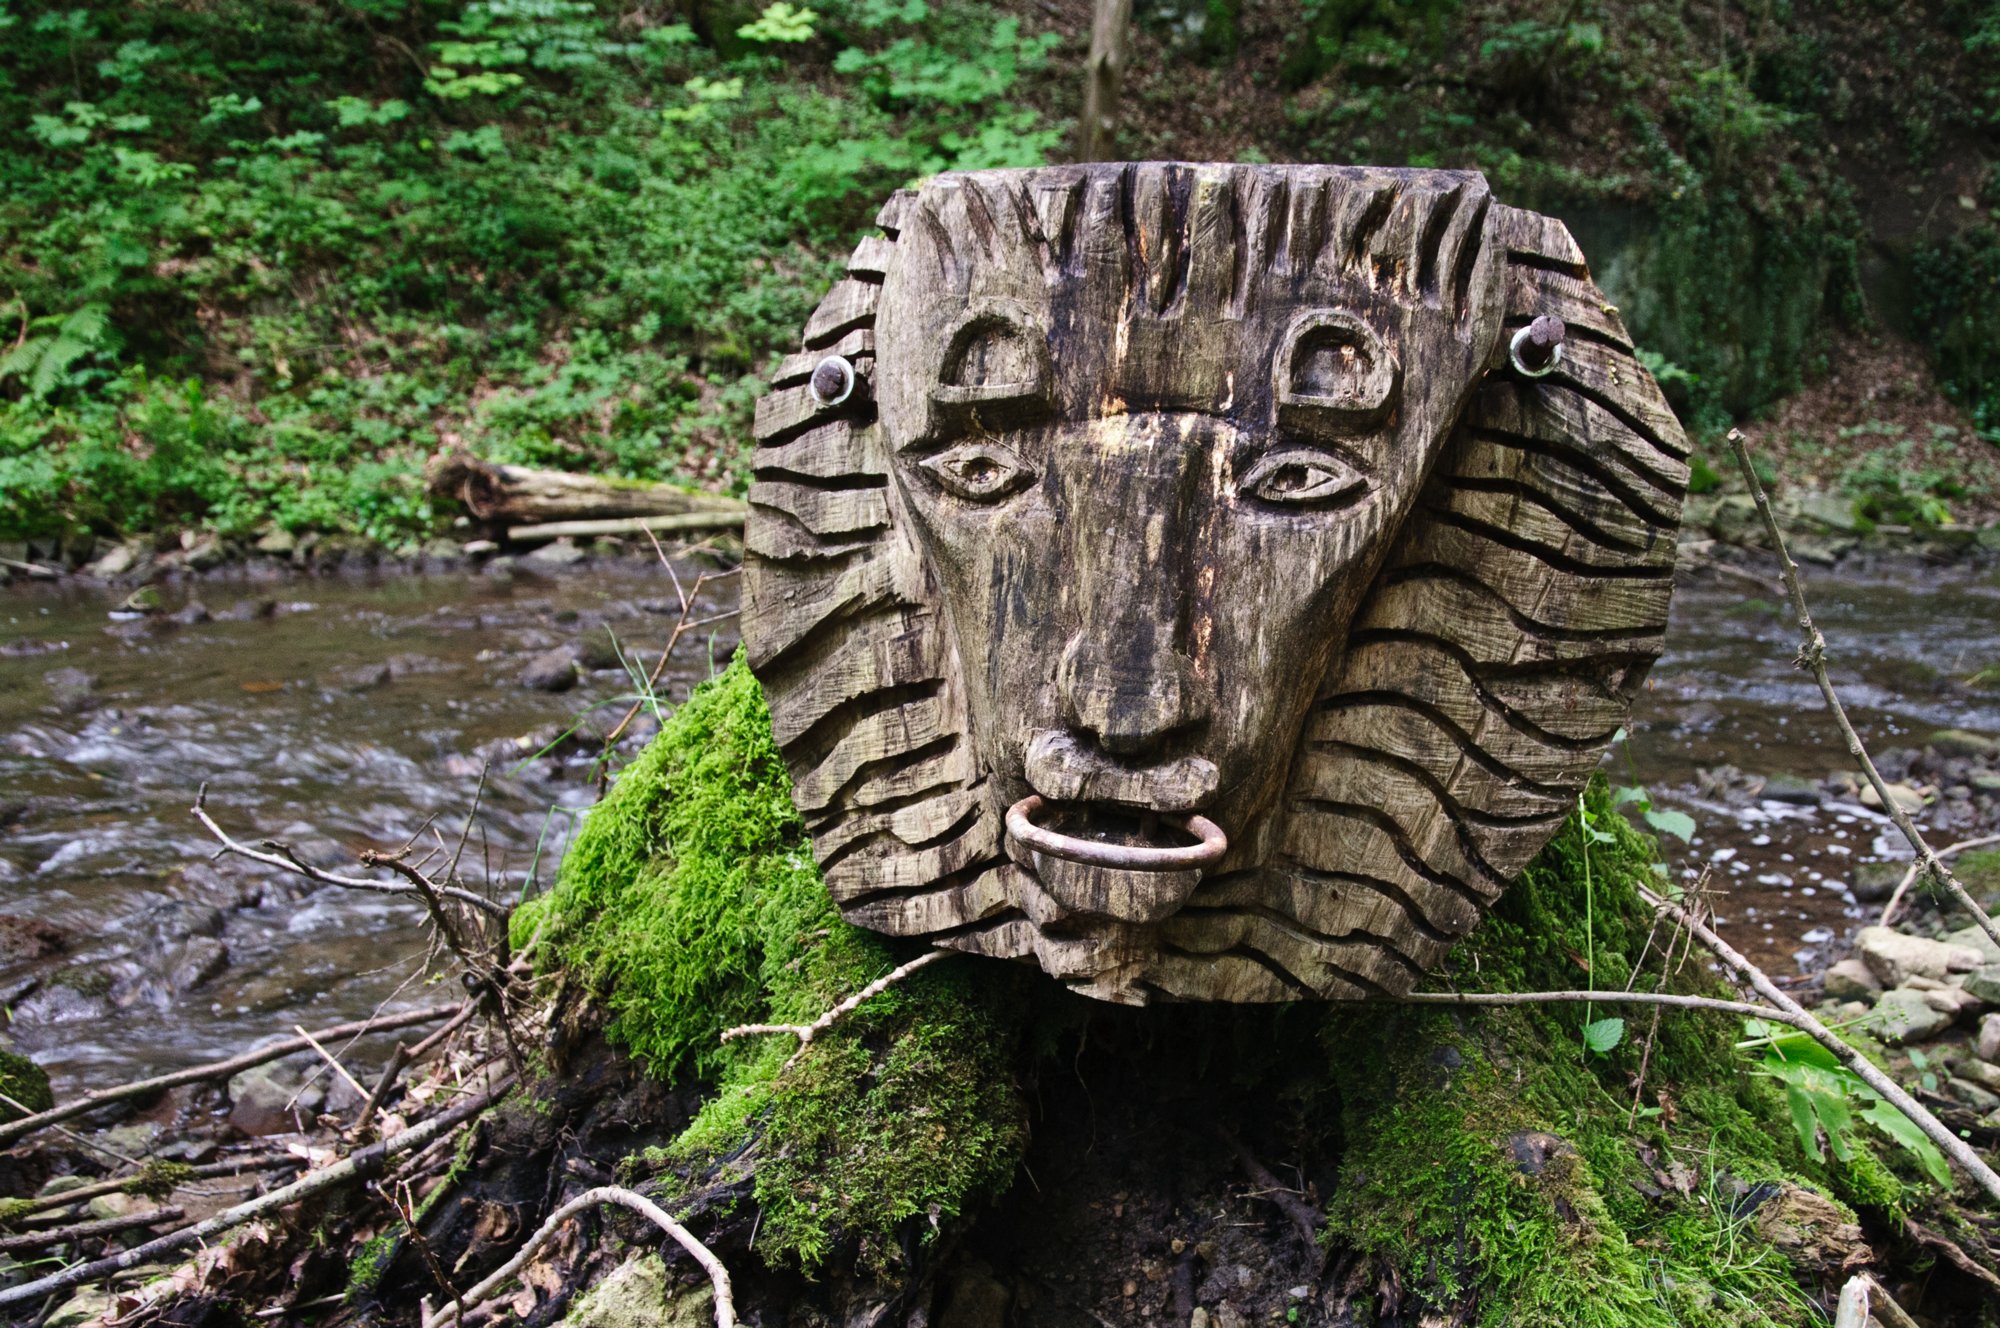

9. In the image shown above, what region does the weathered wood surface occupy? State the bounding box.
[426,453,745,526]
[743,163,1687,1004]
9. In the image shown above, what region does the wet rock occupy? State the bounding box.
[1855,926,1982,986]
[462,538,499,556]
[1973,773,2000,795]
[1950,1077,2000,1113]
[1788,491,1863,534]
[1964,966,2000,1005]
[254,526,297,556]
[14,971,113,1025]
[1821,958,1880,1000]
[1760,773,1822,806]
[227,1065,320,1137]
[182,535,227,571]
[87,541,147,578]
[320,662,392,693]
[520,648,579,693]
[1859,781,1929,814]
[1849,861,1907,902]
[1983,1013,2000,1063]
[524,539,588,567]
[169,599,210,626]
[43,666,96,713]
[0,914,71,964]
[214,597,278,622]
[145,899,226,943]
[1943,918,2000,965]
[1931,729,2000,759]
[1920,985,1982,1019]
[575,631,626,672]
[1872,989,1954,1043]
[166,936,229,993]
[119,586,163,614]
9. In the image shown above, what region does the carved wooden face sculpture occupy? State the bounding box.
[745,164,1687,1004]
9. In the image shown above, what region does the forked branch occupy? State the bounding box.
[721,949,950,1070]
[1725,429,2000,952]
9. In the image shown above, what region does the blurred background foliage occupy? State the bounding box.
[2,0,1999,544]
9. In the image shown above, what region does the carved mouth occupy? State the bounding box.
[1005,794,1228,873]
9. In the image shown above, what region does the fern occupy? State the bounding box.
[0,304,116,398]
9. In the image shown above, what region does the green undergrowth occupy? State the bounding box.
[1316,787,1874,1326]
[535,666,1902,1315]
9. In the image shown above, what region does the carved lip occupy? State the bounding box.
[1005,794,1228,873]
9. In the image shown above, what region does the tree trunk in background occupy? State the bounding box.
[1077,0,1131,162]
[424,453,746,526]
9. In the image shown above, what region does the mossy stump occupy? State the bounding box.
[367,659,1983,1328]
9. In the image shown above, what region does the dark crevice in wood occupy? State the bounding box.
[748,467,891,493]
[1438,474,1654,554]
[1372,564,1668,645]
[1504,248,1590,281]
[1458,427,1682,525]
[1310,738,1570,833]
[1418,508,1677,579]
[1340,631,1631,751]
[1313,690,1580,799]
[1539,373,1692,462]
[1285,798,1503,905]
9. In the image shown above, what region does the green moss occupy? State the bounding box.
[345,1229,400,1300]
[0,1049,52,1122]
[1318,785,1839,1325]
[537,653,1028,1276]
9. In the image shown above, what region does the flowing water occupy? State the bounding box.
[1,558,1997,1094]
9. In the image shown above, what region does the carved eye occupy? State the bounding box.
[919,442,1035,503]
[1240,449,1366,508]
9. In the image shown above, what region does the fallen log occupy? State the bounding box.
[507,511,746,543]
[425,453,745,526]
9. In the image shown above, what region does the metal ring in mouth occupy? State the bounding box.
[1005,795,1229,872]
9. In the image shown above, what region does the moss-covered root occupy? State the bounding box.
[0,1049,51,1123]
[532,655,1030,1280]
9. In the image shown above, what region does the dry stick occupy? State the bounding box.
[1726,429,2000,954]
[0,1207,184,1256]
[721,949,951,1070]
[358,1000,480,1135]
[1880,833,2000,928]
[421,1186,735,1328]
[0,1003,458,1147]
[1400,989,1783,1022]
[1636,881,2000,1204]
[193,787,507,918]
[1214,1126,1320,1252]
[1864,1277,1923,1328]
[0,1154,302,1223]
[0,1074,514,1310]
[295,1024,371,1106]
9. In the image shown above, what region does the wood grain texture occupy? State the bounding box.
[743,165,1685,1004]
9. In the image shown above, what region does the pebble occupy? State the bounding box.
[1982,1013,2000,1063]
[519,647,579,693]
[524,539,588,567]
[1822,958,1879,1000]
[1859,782,1929,815]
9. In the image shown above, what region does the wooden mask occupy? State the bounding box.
[744,164,1686,1004]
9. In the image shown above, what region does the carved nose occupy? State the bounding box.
[1057,632,1209,757]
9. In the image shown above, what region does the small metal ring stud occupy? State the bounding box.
[1509,314,1567,379]
[808,354,856,407]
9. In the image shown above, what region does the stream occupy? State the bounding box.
[2,558,1997,1095]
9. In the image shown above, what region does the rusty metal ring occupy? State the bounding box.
[1006,794,1228,872]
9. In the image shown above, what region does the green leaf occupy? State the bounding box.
[1858,1099,1950,1187]
[1613,785,1650,807]
[737,1,817,42]
[1582,1017,1625,1054]
[1643,808,1697,842]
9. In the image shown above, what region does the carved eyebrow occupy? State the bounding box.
[1272,310,1401,453]
[923,301,1053,437]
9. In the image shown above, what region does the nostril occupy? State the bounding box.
[1057,635,1209,755]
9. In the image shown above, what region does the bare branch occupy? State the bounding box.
[193,787,508,919]
[1726,428,2000,954]
[1638,879,2000,1204]
[0,1074,515,1310]
[722,949,950,1070]
[0,1003,459,1147]
[0,1207,185,1256]
[421,1186,735,1328]
[1397,988,1785,1022]
[0,1153,301,1224]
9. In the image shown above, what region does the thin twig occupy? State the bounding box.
[0,1075,514,1309]
[0,1003,458,1147]
[1215,1126,1320,1252]
[1639,879,2000,1203]
[295,1024,371,1106]
[0,1207,184,1255]
[0,1153,301,1223]
[1727,429,2000,952]
[421,1186,735,1328]
[721,949,950,1070]
[193,787,508,918]
[1880,833,2000,927]
[1399,989,1783,1021]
